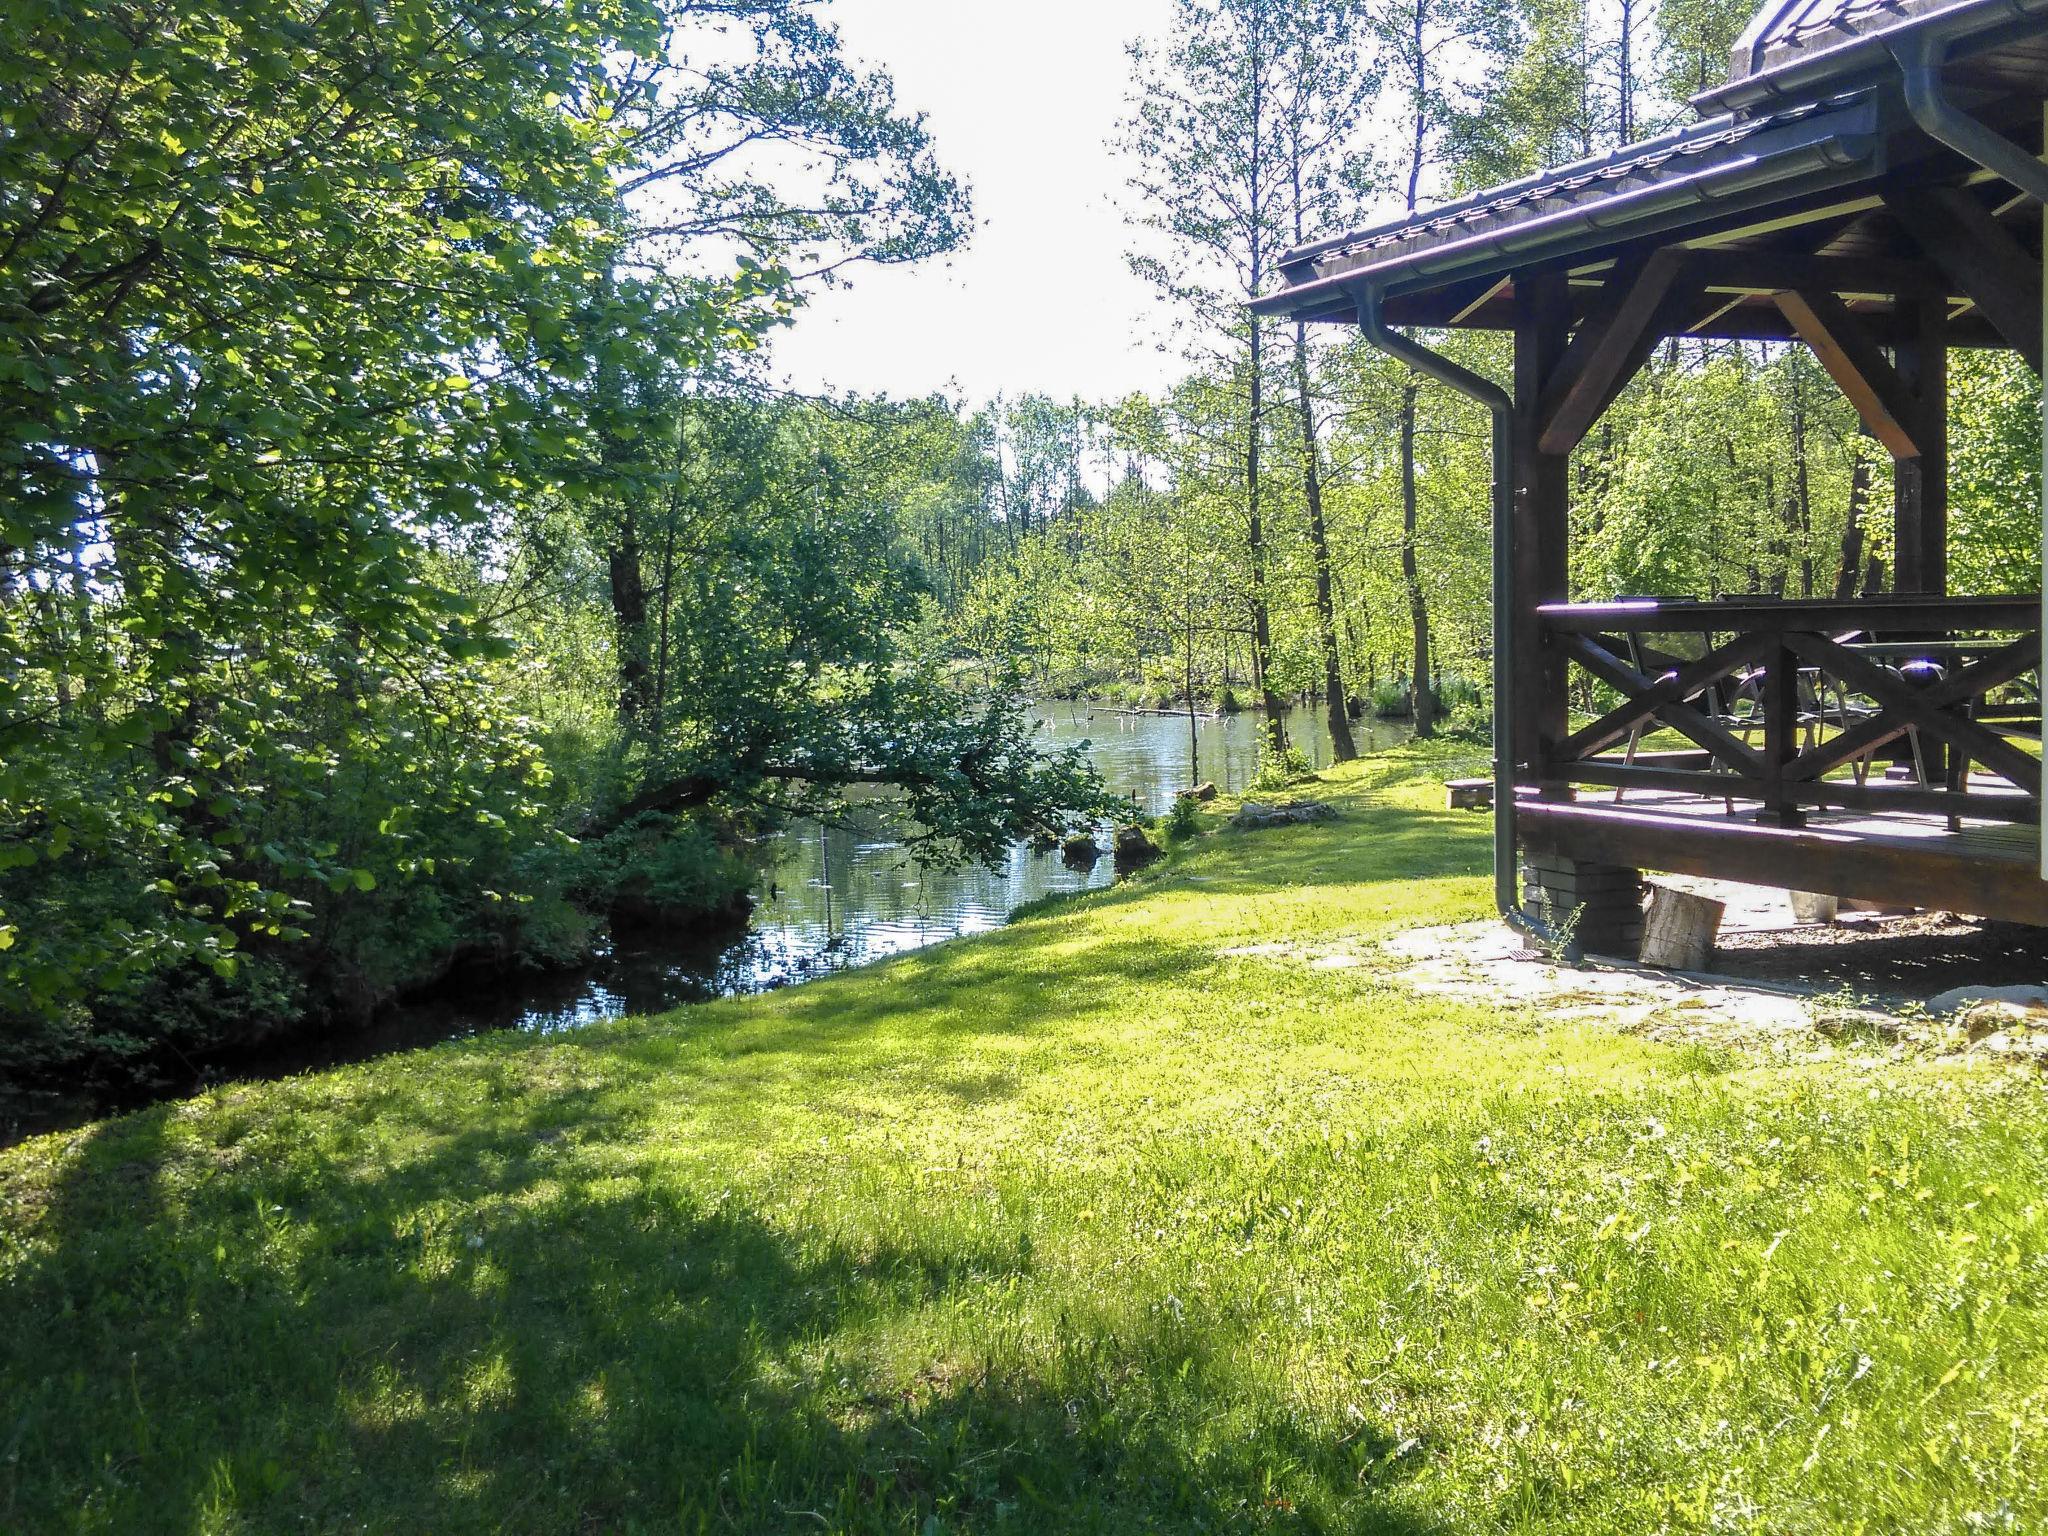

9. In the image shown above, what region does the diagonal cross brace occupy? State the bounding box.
[1559,632,1769,777]
[1774,288,1924,459]
[1554,630,1775,763]
[1785,632,2041,782]
[1782,631,2043,797]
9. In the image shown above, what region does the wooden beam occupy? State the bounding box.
[1883,186,2043,372]
[1774,288,1924,459]
[1686,249,1948,299]
[1517,800,2048,925]
[1536,249,1685,455]
[1538,593,2038,634]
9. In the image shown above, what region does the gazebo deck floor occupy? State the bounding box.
[1517,784,2048,926]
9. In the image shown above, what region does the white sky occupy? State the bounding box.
[768,0,1181,406]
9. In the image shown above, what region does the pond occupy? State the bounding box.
[355,703,1411,1052]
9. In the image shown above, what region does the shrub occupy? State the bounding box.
[1443,699,1494,742]
[1436,674,1483,711]
[1249,742,1314,793]
[580,815,758,929]
[1164,794,1202,842]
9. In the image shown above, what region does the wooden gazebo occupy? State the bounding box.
[1257,0,2048,950]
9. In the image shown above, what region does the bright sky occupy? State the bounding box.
[768,0,1180,407]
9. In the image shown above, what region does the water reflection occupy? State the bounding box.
[382,703,1407,1040]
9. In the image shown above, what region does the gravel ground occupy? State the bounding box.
[1713,910,2048,999]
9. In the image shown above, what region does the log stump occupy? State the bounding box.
[1640,883,1725,971]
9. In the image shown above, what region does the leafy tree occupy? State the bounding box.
[1276,0,1377,760]
[1949,350,2044,594]
[0,0,1101,1082]
[1363,0,1509,734]
[1120,0,1299,750]
[0,0,730,1031]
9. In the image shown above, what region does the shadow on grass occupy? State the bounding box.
[0,769,1498,1530]
[4,1090,1443,1535]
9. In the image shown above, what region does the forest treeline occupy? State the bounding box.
[2,0,2040,1102]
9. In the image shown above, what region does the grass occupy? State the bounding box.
[4,742,2047,1533]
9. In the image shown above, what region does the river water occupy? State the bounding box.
[363,704,1408,1047]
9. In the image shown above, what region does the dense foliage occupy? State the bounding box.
[0,0,1108,1104]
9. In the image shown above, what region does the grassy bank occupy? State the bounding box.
[4,745,2046,1534]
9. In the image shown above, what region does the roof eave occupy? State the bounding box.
[1252,100,1882,321]
[1692,0,2048,116]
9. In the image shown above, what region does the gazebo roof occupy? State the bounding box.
[1703,0,2027,112]
[1254,0,2048,331]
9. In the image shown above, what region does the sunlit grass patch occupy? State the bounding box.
[3,744,2045,1533]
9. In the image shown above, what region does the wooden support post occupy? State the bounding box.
[1513,271,1573,797]
[1896,291,1949,773]
[1758,641,1806,826]
[1893,289,1949,598]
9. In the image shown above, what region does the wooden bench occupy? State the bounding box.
[1446,778,1494,811]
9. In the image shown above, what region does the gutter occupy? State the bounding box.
[1696,0,2048,117]
[1890,31,2048,204]
[1354,289,1557,945]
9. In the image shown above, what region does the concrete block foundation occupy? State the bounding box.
[1521,853,1645,958]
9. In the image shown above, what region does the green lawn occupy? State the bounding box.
[5,745,2046,1534]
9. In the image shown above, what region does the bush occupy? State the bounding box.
[3,953,308,1119]
[1442,699,1493,742]
[1369,680,1412,719]
[1436,674,1483,711]
[580,815,758,929]
[1249,742,1314,793]
[1164,794,1202,842]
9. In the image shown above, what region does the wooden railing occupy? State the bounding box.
[1536,595,2043,826]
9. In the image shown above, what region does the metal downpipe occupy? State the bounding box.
[1893,33,2048,205]
[1355,288,1552,941]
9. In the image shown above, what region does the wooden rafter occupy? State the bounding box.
[1536,249,1686,455]
[1882,186,2044,373]
[1773,288,1924,459]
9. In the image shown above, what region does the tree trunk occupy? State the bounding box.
[1247,321,1287,752]
[1398,377,1435,739]
[1834,451,1871,599]
[1792,383,1815,596]
[1294,321,1357,760]
[651,487,681,726]
[607,506,653,726]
